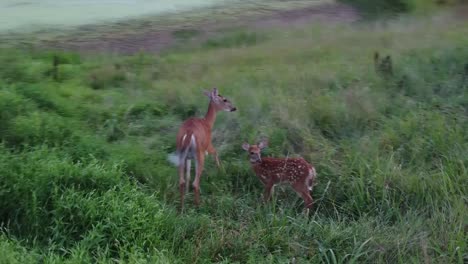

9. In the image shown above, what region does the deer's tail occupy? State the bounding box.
[168,133,197,192]
[168,133,196,166]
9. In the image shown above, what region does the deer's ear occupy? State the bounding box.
[212,87,219,97]
[242,143,250,151]
[258,140,268,150]
[203,90,212,98]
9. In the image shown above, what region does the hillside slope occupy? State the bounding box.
[0,7,467,264]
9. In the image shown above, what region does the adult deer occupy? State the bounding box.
[242,140,317,210]
[169,88,236,208]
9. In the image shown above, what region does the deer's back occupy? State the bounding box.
[253,157,312,183]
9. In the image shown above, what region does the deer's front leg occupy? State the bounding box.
[207,144,220,168]
[263,180,274,203]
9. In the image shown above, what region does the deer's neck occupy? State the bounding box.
[251,160,264,168]
[203,101,217,128]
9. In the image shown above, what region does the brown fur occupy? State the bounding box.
[242,140,317,210]
[175,88,236,209]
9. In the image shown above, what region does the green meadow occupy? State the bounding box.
[0,1,467,263]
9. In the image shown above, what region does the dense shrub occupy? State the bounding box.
[342,0,410,15]
[340,0,450,16]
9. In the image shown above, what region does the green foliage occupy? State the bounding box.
[340,0,447,16]
[346,0,410,15]
[172,29,201,40]
[87,65,126,90]
[203,30,267,49]
[0,9,467,263]
[6,112,75,146]
[0,90,33,134]
[0,235,39,264]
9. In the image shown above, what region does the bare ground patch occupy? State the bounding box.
[8,2,359,54]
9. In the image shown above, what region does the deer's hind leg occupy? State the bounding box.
[193,150,205,207]
[292,182,313,210]
[178,160,187,209]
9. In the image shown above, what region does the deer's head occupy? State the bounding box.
[242,139,268,163]
[204,88,237,112]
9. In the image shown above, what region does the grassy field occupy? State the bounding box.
[0,0,332,52]
[0,3,467,264]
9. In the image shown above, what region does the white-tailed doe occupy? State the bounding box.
[242,139,317,210]
[169,88,237,208]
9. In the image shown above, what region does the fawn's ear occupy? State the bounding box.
[258,139,268,150]
[242,143,250,151]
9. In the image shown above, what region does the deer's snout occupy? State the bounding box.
[250,153,261,163]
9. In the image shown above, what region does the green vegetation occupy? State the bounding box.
[0,7,467,264]
[340,0,459,17]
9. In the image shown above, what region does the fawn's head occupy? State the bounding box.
[204,88,237,112]
[242,139,268,163]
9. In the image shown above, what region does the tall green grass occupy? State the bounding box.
[340,0,459,17]
[0,9,467,263]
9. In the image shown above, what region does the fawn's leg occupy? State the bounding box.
[293,183,313,210]
[263,181,274,203]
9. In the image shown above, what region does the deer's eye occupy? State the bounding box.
[223,99,227,102]
[250,152,254,155]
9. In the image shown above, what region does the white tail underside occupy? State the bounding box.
[167,135,197,166]
[168,135,197,193]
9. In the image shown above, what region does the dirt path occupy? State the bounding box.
[42,2,359,54]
